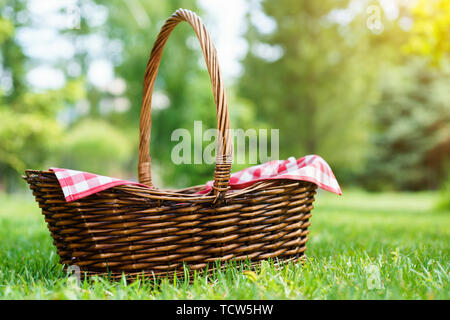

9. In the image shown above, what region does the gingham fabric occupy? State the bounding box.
[51,154,341,203]
[199,155,342,195]
[50,168,146,202]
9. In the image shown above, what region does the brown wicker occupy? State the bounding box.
[24,9,317,279]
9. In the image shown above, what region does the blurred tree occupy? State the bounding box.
[1,0,260,191]
[365,58,450,190]
[239,0,381,182]
[86,0,259,187]
[363,0,450,190]
[0,1,26,102]
[0,2,86,191]
[56,119,133,176]
[2,0,447,192]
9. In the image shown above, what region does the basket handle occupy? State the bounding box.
[138,9,232,197]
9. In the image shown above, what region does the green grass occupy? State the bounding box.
[0,190,448,299]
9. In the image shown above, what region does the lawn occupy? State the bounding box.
[0,189,448,299]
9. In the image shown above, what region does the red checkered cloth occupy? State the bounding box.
[50,168,147,202]
[199,155,342,195]
[51,154,341,203]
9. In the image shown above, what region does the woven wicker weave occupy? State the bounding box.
[24,9,317,279]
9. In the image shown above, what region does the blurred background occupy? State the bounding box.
[0,0,448,208]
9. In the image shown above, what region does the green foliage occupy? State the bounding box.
[0,17,13,43]
[0,108,62,173]
[0,2,87,190]
[0,0,448,192]
[56,119,133,176]
[0,191,448,299]
[238,0,450,190]
[364,58,450,190]
[239,0,380,181]
[0,80,86,190]
[404,0,450,65]
[0,1,27,100]
[88,0,233,187]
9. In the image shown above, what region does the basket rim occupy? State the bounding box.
[25,169,317,202]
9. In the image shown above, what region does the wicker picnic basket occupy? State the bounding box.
[24,9,317,279]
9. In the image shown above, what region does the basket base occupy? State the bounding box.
[66,255,306,282]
